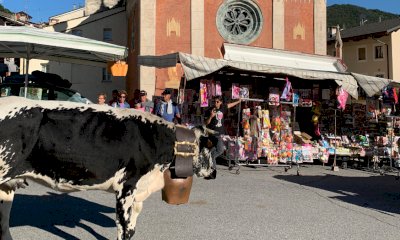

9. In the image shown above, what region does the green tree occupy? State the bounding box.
[0,4,12,14]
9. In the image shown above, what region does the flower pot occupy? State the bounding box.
[162,168,193,205]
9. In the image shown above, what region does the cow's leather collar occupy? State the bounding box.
[172,125,197,177]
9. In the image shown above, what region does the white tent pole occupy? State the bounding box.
[24,44,31,98]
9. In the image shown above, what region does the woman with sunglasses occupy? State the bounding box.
[111,90,130,108]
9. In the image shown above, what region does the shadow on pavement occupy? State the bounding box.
[274,172,400,215]
[10,192,115,240]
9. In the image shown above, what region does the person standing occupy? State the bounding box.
[204,95,242,179]
[128,89,141,107]
[108,89,118,106]
[111,90,130,108]
[97,93,107,105]
[139,90,154,113]
[155,88,180,122]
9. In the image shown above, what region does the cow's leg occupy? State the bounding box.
[115,191,142,240]
[114,166,165,240]
[0,187,15,240]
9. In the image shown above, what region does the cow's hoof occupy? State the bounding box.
[204,169,217,180]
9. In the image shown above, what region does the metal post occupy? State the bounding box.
[389,116,394,168]
[234,100,242,168]
[332,109,339,171]
[24,44,31,98]
[292,105,296,163]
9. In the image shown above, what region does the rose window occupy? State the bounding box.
[216,0,263,44]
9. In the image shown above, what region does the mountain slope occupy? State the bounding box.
[327,4,399,29]
[0,4,12,14]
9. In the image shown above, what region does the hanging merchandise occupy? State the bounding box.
[311,102,322,137]
[242,108,251,136]
[292,148,303,163]
[216,81,222,96]
[393,88,398,104]
[232,83,240,99]
[270,109,281,144]
[301,145,313,163]
[210,80,216,97]
[200,81,208,107]
[336,86,349,110]
[178,88,185,104]
[366,98,379,122]
[280,77,293,102]
[299,99,313,107]
[258,108,272,158]
[249,114,259,137]
[206,80,214,99]
[292,92,300,106]
[240,85,250,98]
[312,84,320,100]
[321,89,330,100]
[297,89,313,107]
[268,148,279,165]
[269,87,280,106]
[299,89,312,99]
[262,110,271,128]
[185,89,194,104]
[280,107,291,130]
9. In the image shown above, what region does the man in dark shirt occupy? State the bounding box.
[205,96,242,178]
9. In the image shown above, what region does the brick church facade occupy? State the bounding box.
[126,0,327,97]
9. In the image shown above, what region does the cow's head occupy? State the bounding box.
[193,126,217,178]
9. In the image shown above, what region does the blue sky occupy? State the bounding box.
[1,0,400,23]
[328,0,400,14]
[0,0,85,22]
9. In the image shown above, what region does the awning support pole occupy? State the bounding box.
[24,44,31,98]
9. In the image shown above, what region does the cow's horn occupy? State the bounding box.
[203,126,218,136]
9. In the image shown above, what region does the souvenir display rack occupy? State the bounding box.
[181,76,339,175]
[369,116,400,179]
[221,98,302,175]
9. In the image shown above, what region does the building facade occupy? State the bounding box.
[25,0,126,102]
[327,18,400,81]
[126,0,327,97]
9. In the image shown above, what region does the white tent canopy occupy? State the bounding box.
[0,26,127,67]
[138,52,359,99]
[0,26,127,97]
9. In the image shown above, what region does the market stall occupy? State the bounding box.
[138,51,399,176]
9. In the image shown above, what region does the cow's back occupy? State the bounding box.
[0,97,176,187]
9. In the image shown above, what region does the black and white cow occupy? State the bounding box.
[0,96,214,240]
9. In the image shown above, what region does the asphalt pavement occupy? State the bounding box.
[9,164,400,240]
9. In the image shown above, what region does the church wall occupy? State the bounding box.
[284,0,315,53]
[154,0,191,95]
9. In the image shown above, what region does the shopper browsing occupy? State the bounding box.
[111,90,130,108]
[108,89,118,106]
[97,93,107,105]
[155,88,181,123]
[138,90,154,113]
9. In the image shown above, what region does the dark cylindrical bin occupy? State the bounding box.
[162,168,193,205]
